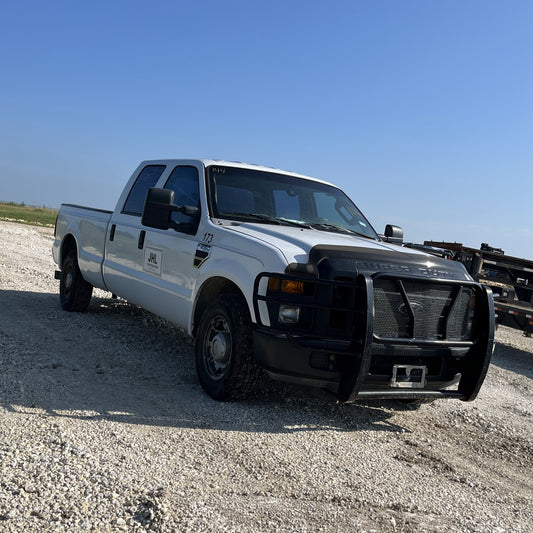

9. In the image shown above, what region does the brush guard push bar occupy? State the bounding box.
[253,271,495,402]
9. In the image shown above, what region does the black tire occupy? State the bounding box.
[195,293,261,401]
[59,249,93,312]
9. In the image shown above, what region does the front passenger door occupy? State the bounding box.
[140,164,203,328]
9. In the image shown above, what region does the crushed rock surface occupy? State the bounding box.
[0,220,531,532]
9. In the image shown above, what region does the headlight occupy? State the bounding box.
[278,305,301,324]
[266,276,314,328]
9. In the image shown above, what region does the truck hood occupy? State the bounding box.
[224,222,470,280]
[226,223,413,259]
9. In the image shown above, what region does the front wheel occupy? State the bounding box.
[195,293,261,401]
[59,249,93,312]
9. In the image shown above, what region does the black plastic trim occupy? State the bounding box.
[251,268,494,402]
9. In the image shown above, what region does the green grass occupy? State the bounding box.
[0,201,58,227]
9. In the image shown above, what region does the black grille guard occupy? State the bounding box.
[253,271,495,402]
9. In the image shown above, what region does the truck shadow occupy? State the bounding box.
[0,289,417,434]
[491,340,533,379]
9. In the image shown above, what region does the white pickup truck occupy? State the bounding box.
[53,159,495,402]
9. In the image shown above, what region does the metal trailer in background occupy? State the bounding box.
[424,241,533,337]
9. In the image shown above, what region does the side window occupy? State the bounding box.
[164,166,201,234]
[122,165,166,216]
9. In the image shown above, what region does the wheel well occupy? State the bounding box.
[60,235,77,268]
[193,277,247,337]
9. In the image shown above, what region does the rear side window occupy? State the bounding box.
[122,165,166,215]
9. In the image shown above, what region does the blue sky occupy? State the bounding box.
[1,1,532,259]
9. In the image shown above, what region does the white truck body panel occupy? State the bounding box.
[52,204,111,290]
[221,222,439,267]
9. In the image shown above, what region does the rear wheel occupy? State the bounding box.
[59,249,93,312]
[195,293,261,401]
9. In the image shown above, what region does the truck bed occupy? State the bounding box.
[53,204,113,291]
[61,203,113,215]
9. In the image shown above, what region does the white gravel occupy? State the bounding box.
[0,220,532,533]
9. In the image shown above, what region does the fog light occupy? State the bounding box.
[278,305,300,324]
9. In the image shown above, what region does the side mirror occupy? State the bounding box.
[181,205,200,217]
[142,188,176,230]
[142,188,200,230]
[382,224,404,244]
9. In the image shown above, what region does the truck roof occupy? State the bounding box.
[140,159,338,189]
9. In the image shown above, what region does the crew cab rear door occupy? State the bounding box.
[103,163,168,304]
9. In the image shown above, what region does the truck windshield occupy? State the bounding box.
[207,166,379,240]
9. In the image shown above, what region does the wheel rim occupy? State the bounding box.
[203,314,232,380]
[63,264,74,299]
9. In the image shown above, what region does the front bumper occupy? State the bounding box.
[253,271,495,402]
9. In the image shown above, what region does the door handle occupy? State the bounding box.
[109,224,116,241]
[138,230,146,250]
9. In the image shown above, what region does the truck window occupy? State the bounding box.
[273,189,301,220]
[216,185,255,214]
[313,190,372,232]
[122,165,166,216]
[207,165,379,240]
[164,166,201,234]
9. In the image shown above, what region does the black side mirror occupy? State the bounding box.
[142,188,200,230]
[142,188,176,230]
[383,224,404,244]
[181,205,200,217]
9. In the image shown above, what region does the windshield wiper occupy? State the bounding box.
[310,223,376,239]
[277,217,311,228]
[222,212,311,228]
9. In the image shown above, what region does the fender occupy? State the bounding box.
[190,251,268,334]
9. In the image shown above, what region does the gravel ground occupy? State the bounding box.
[0,220,531,533]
